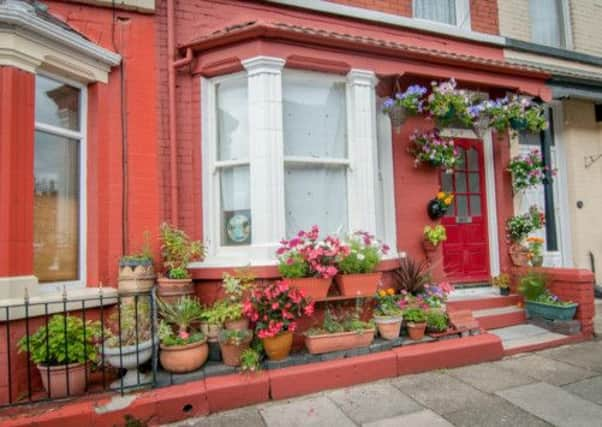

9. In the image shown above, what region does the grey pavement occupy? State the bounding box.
[168,300,602,427]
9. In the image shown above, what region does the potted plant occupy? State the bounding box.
[374,288,404,340]
[158,223,204,302]
[243,280,314,361]
[118,231,156,295]
[410,130,462,173]
[403,307,427,340]
[240,348,262,373]
[277,226,348,299]
[527,236,545,267]
[506,206,545,266]
[221,271,254,330]
[423,224,447,260]
[334,231,389,297]
[417,282,454,310]
[492,273,511,296]
[382,84,427,130]
[157,296,207,373]
[17,315,102,398]
[305,308,374,354]
[218,329,253,367]
[393,254,431,295]
[426,310,449,334]
[517,272,578,320]
[199,303,225,341]
[427,191,454,220]
[426,78,476,127]
[102,299,155,389]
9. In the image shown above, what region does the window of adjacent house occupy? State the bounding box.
[414,0,457,25]
[283,72,349,237]
[34,75,85,284]
[529,0,566,48]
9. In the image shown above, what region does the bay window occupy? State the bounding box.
[201,57,396,266]
[33,75,86,284]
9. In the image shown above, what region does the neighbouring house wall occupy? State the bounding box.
[497,0,530,41]
[561,99,602,278]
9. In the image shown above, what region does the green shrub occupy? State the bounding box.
[403,307,426,324]
[426,310,448,332]
[517,272,547,301]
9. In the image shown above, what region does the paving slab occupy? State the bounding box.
[443,395,552,427]
[537,340,602,373]
[562,375,602,405]
[362,409,454,427]
[495,354,597,385]
[326,382,422,424]
[390,372,495,414]
[447,362,536,393]
[497,382,602,427]
[259,396,355,427]
[169,407,265,427]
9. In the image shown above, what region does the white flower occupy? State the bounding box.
[357,253,365,261]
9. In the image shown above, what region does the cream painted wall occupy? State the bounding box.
[561,99,602,277]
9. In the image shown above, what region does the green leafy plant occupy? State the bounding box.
[159,223,204,279]
[157,296,203,333]
[403,307,427,324]
[277,252,310,278]
[337,231,389,275]
[240,348,262,373]
[120,231,154,265]
[17,315,102,366]
[158,321,205,347]
[506,206,545,243]
[424,225,447,246]
[533,290,574,307]
[210,299,243,323]
[517,271,547,301]
[427,78,477,127]
[105,300,153,348]
[426,310,448,332]
[492,273,511,289]
[218,329,252,346]
[306,307,373,336]
[507,150,553,192]
[374,288,403,317]
[393,255,431,294]
[222,269,254,303]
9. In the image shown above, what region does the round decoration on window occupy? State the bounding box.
[226,213,251,244]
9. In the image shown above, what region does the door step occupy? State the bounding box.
[473,306,526,330]
[448,286,498,299]
[452,282,491,289]
[489,324,584,355]
[447,294,521,311]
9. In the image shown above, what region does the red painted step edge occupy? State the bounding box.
[476,310,526,330]
[447,295,522,311]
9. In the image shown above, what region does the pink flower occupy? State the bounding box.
[304,303,315,316]
[178,330,190,340]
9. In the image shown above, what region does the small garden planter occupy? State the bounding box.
[262,331,293,361]
[287,277,332,300]
[38,363,87,398]
[200,322,222,341]
[407,322,427,340]
[508,244,530,267]
[524,300,578,321]
[305,329,375,355]
[157,278,194,303]
[118,257,155,295]
[500,287,510,296]
[218,330,252,367]
[103,338,155,389]
[160,340,208,373]
[224,318,248,331]
[335,272,382,297]
[374,316,403,340]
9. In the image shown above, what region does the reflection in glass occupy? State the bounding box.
[470,195,482,216]
[217,78,248,161]
[35,75,80,130]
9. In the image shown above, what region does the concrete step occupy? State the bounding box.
[473,306,526,330]
[447,294,522,312]
[489,324,579,355]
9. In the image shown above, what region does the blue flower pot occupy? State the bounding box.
[524,300,578,321]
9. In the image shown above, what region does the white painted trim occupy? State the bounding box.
[412,0,471,30]
[33,72,87,290]
[440,128,501,277]
[560,0,573,50]
[265,0,504,46]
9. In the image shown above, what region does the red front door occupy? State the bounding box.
[441,139,490,283]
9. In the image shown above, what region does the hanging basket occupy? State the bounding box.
[388,105,408,131]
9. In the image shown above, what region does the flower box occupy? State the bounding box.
[304,329,375,355]
[525,300,578,321]
[335,272,382,297]
[287,277,332,300]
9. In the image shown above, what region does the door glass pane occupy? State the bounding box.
[456,146,466,169]
[35,75,80,131]
[283,73,347,158]
[456,172,467,193]
[441,172,453,192]
[467,148,479,171]
[217,78,248,161]
[414,0,456,25]
[34,131,80,282]
[456,195,468,217]
[285,164,347,237]
[220,166,251,246]
[469,172,480,193]
[470,195,482,216]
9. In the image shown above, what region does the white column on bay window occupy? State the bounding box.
[346,69,378,234]
[242,56,286,253]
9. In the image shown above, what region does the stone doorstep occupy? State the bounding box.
[528,318,582,335]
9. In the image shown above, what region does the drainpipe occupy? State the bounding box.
[167,0,193,225]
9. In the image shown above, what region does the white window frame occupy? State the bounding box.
[199,58,397,268]
[412,0,471,31]
[33,72,87,292]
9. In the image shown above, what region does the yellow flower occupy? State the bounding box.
[437,192,445,200]
[387,288,395,295]
[444,197,453,205]
[378,290,386,297]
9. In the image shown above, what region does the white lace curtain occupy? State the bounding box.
[414,0,456,25]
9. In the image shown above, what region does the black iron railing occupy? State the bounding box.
[0,288,158,408]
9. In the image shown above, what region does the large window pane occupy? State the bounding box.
[285,165,347,237]
[34,131,80,282]
[529,0,564,48]
[414,0,456,25]
[283,74,347,158]
[220,166,251,246]
[217,78,248,161]
[35,75,80,130]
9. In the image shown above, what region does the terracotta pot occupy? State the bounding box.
[305,329,375,354]
[287,277,332,300]
[38,362,87,398]
[262,331,293,361]
[374,316,403,340]
[531,254,544,267]
[160,340,208,373]
[334,272,382,297]
[422,240,440,262]
[219,335,252,367]
[118,261,156,295]
[508,244,530,267]
[407,322,427,340]
[225,318,249,331]
[157,277,194,303]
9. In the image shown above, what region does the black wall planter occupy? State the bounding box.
[427,199,447,220]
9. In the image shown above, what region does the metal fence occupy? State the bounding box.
[0,288,158,408]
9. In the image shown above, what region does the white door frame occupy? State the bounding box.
[440,128,500,277]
